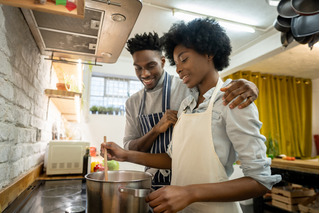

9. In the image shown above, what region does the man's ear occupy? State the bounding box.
[161,56,166,68]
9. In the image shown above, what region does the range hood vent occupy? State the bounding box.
[22,0,142,64]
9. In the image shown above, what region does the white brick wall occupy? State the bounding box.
[0,77,14,101]
[0,5,61,189]
[0,144,10,163]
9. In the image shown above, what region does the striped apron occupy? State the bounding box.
[138,72,172,190]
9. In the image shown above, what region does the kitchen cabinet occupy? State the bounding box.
[0,0,84,18]
[45,89,82,122]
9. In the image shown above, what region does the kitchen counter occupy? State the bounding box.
[2,179,87,213]
[271,158,319,174]
[254,158,319,213]
[0,163,86,212]
[270,158,319,189]
[37,173,84,180]
[0,156,143,212]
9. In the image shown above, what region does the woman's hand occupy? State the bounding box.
[220,79,259,109]
[100,142,128,162]
[146,185,193,213]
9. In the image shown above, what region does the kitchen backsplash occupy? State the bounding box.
[0,5,61,189]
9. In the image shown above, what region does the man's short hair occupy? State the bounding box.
[126,32,162,55]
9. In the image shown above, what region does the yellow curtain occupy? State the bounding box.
[223,71,312,158]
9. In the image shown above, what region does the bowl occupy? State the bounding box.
[56,83,70,91]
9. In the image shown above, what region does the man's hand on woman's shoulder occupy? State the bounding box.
[220,79,259,109]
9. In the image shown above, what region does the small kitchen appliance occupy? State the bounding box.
[46,140,90,175]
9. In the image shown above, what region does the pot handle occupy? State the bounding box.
[119,187,151,198]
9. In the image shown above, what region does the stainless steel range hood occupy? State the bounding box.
[22,0,142,64]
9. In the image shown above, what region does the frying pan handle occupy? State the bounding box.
[119,187,151,197]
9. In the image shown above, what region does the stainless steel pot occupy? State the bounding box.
[85,170,152,213]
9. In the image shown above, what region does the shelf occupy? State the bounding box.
[45,89,82,122]
[0,0,84,18]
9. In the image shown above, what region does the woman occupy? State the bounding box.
[101,18,281,213]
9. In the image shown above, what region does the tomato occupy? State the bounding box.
[93,163,105,172]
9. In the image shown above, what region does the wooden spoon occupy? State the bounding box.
[104,136,108,181]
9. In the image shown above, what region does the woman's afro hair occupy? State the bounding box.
[161,18,232,71]
[126,32,162,55]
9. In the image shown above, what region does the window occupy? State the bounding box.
[90,75,143,113]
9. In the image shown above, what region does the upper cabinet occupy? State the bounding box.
[0,0,84,18]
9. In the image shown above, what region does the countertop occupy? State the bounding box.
[271,158,319,174]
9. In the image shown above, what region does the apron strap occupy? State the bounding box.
[138,89,146,115]
[162,72,171,111]
[206,78,223,111]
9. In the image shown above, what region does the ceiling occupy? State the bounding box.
[244,44,319,79]
[118,0,319,80]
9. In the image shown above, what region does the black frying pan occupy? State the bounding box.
[274,16,292,32]
[291,0,319,15]
[277,0,299,18]
[291,13,319,37]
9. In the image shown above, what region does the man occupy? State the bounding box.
[122,32,259,189]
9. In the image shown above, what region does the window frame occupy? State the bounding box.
[89,73,143,113]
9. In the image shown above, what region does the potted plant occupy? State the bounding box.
[265,134,280,159]
[106,107,114,115]
[98,106,107,114]
[114,107,120,115]
[90,106,98,114]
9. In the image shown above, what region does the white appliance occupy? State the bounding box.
[46,140,90,175]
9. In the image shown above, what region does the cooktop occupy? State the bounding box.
[3,179,87,213]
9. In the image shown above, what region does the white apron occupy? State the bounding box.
[171,78,242,213]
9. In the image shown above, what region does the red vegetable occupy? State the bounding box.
[282,156,296,161]
[93,163,105,172]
